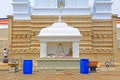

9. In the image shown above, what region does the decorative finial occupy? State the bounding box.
[58,0,64,22]
[58,10,62,22]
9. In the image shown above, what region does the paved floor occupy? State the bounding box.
[0,69,120,80]
[0,57,120,80]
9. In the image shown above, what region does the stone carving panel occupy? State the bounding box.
[92,34,113,39]
[80,48,113,53]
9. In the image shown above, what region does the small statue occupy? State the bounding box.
[68,48,72,56]
[58,43,64,55]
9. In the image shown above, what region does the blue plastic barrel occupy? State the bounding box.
[80,59,89,74]
[23,60,33,74]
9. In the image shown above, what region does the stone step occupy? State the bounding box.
[37,69,80,74]
[0,62,9,71]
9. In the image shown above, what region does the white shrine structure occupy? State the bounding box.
[8,0,119,69]
[37,18,82,58]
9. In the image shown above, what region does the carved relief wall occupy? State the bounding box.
[8,15,117,61]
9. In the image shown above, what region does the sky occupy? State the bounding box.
[0,0,120,28]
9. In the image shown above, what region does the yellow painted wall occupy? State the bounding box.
[0,28,8,58]
[7,15,118,61]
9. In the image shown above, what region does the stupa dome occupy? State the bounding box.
[38,21,82,37]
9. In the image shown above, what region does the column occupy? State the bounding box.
[40,42,47,58]
[72,42,79,58]
[12,0,31,20]
[7,15,13,53]
[112,15,117,61]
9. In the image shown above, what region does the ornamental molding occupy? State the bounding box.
[81,31,92,36]
[12,34,31,38]
[9,48,40,53]
[92,34,113,38]
[80,48,113,53]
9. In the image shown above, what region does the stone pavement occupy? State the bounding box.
[0,70,120,80]
[1,59,120,80]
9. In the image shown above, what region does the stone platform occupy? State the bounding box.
[37,58,80,70]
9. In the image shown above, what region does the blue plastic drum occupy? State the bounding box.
[23,60,33,74]
[80,59,89,74]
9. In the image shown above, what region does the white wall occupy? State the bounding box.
[34,0,57,8]
[0,25,8,29]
